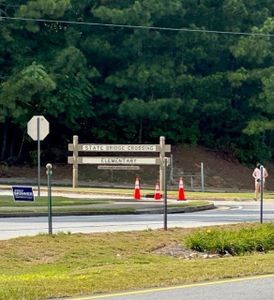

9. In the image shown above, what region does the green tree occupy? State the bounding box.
[0,63,55,161]
[2,0,274,164]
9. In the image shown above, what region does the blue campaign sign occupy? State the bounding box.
[12,186,35,202]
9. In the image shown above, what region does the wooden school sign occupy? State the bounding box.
[68,136,171,190]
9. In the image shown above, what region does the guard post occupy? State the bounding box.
[46,163,53,235]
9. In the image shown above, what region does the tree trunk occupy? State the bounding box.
[9,125,15,159]
[16,132,25,162]
[138,119,143,143]
[1,120,8,161]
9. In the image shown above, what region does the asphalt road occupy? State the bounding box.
[70,275,274,300]
[0,200,274,240]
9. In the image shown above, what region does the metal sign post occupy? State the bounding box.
[46,163,53,235]
[260,165,264,224]
[37,117,40,196]
[27,115,49,196]
[159,136,165,192]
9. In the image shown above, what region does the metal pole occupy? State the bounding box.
[260,165,264,224]
[201,162,205,192]
[169,154,174,184]
[159,136,165,193]
[164,158,168,231]
[37,117,41,196]
[46,163,53,235]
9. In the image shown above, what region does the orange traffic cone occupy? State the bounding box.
[154,182,162,200]
[178,176,186,201]
[134,177,141,200]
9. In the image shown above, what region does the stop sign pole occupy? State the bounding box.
[37,117,41,196]
[27,116,49,196]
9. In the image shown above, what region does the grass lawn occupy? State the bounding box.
[0,196,113,215]
[0,196,109,207]
[0,225,273,300]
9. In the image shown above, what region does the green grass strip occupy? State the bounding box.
[0,196,109,207]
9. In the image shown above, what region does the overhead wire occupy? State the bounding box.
[1,15,274,38]
[0,3,21,8]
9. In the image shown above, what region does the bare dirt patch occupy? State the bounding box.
[173,145,274,190]
[153,244,223,259]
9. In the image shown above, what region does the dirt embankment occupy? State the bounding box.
[0,145,273,191]
[172,146,274,191]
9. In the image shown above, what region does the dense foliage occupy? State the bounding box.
[1,0,274,164]
[185,223,274,255]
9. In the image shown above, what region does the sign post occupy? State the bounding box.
[46,163,53,235]
[27,115,49,196]
[159,136,165,192]
[37,117,40,197]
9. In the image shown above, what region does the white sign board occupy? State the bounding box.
[68,144,171,152]
[82,144,157,152]
[27,115,49,141]
[68,156,161,165]
[98,165,140,170]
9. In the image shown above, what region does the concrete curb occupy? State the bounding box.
[135,204,215,214]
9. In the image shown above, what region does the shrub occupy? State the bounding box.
[185,223,274,255]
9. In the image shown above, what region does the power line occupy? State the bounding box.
[0,3,20,8]
[1,15,274,38]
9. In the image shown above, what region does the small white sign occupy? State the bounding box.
[98,165,140,170]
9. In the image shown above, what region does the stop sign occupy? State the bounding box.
[27,115,49,141]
